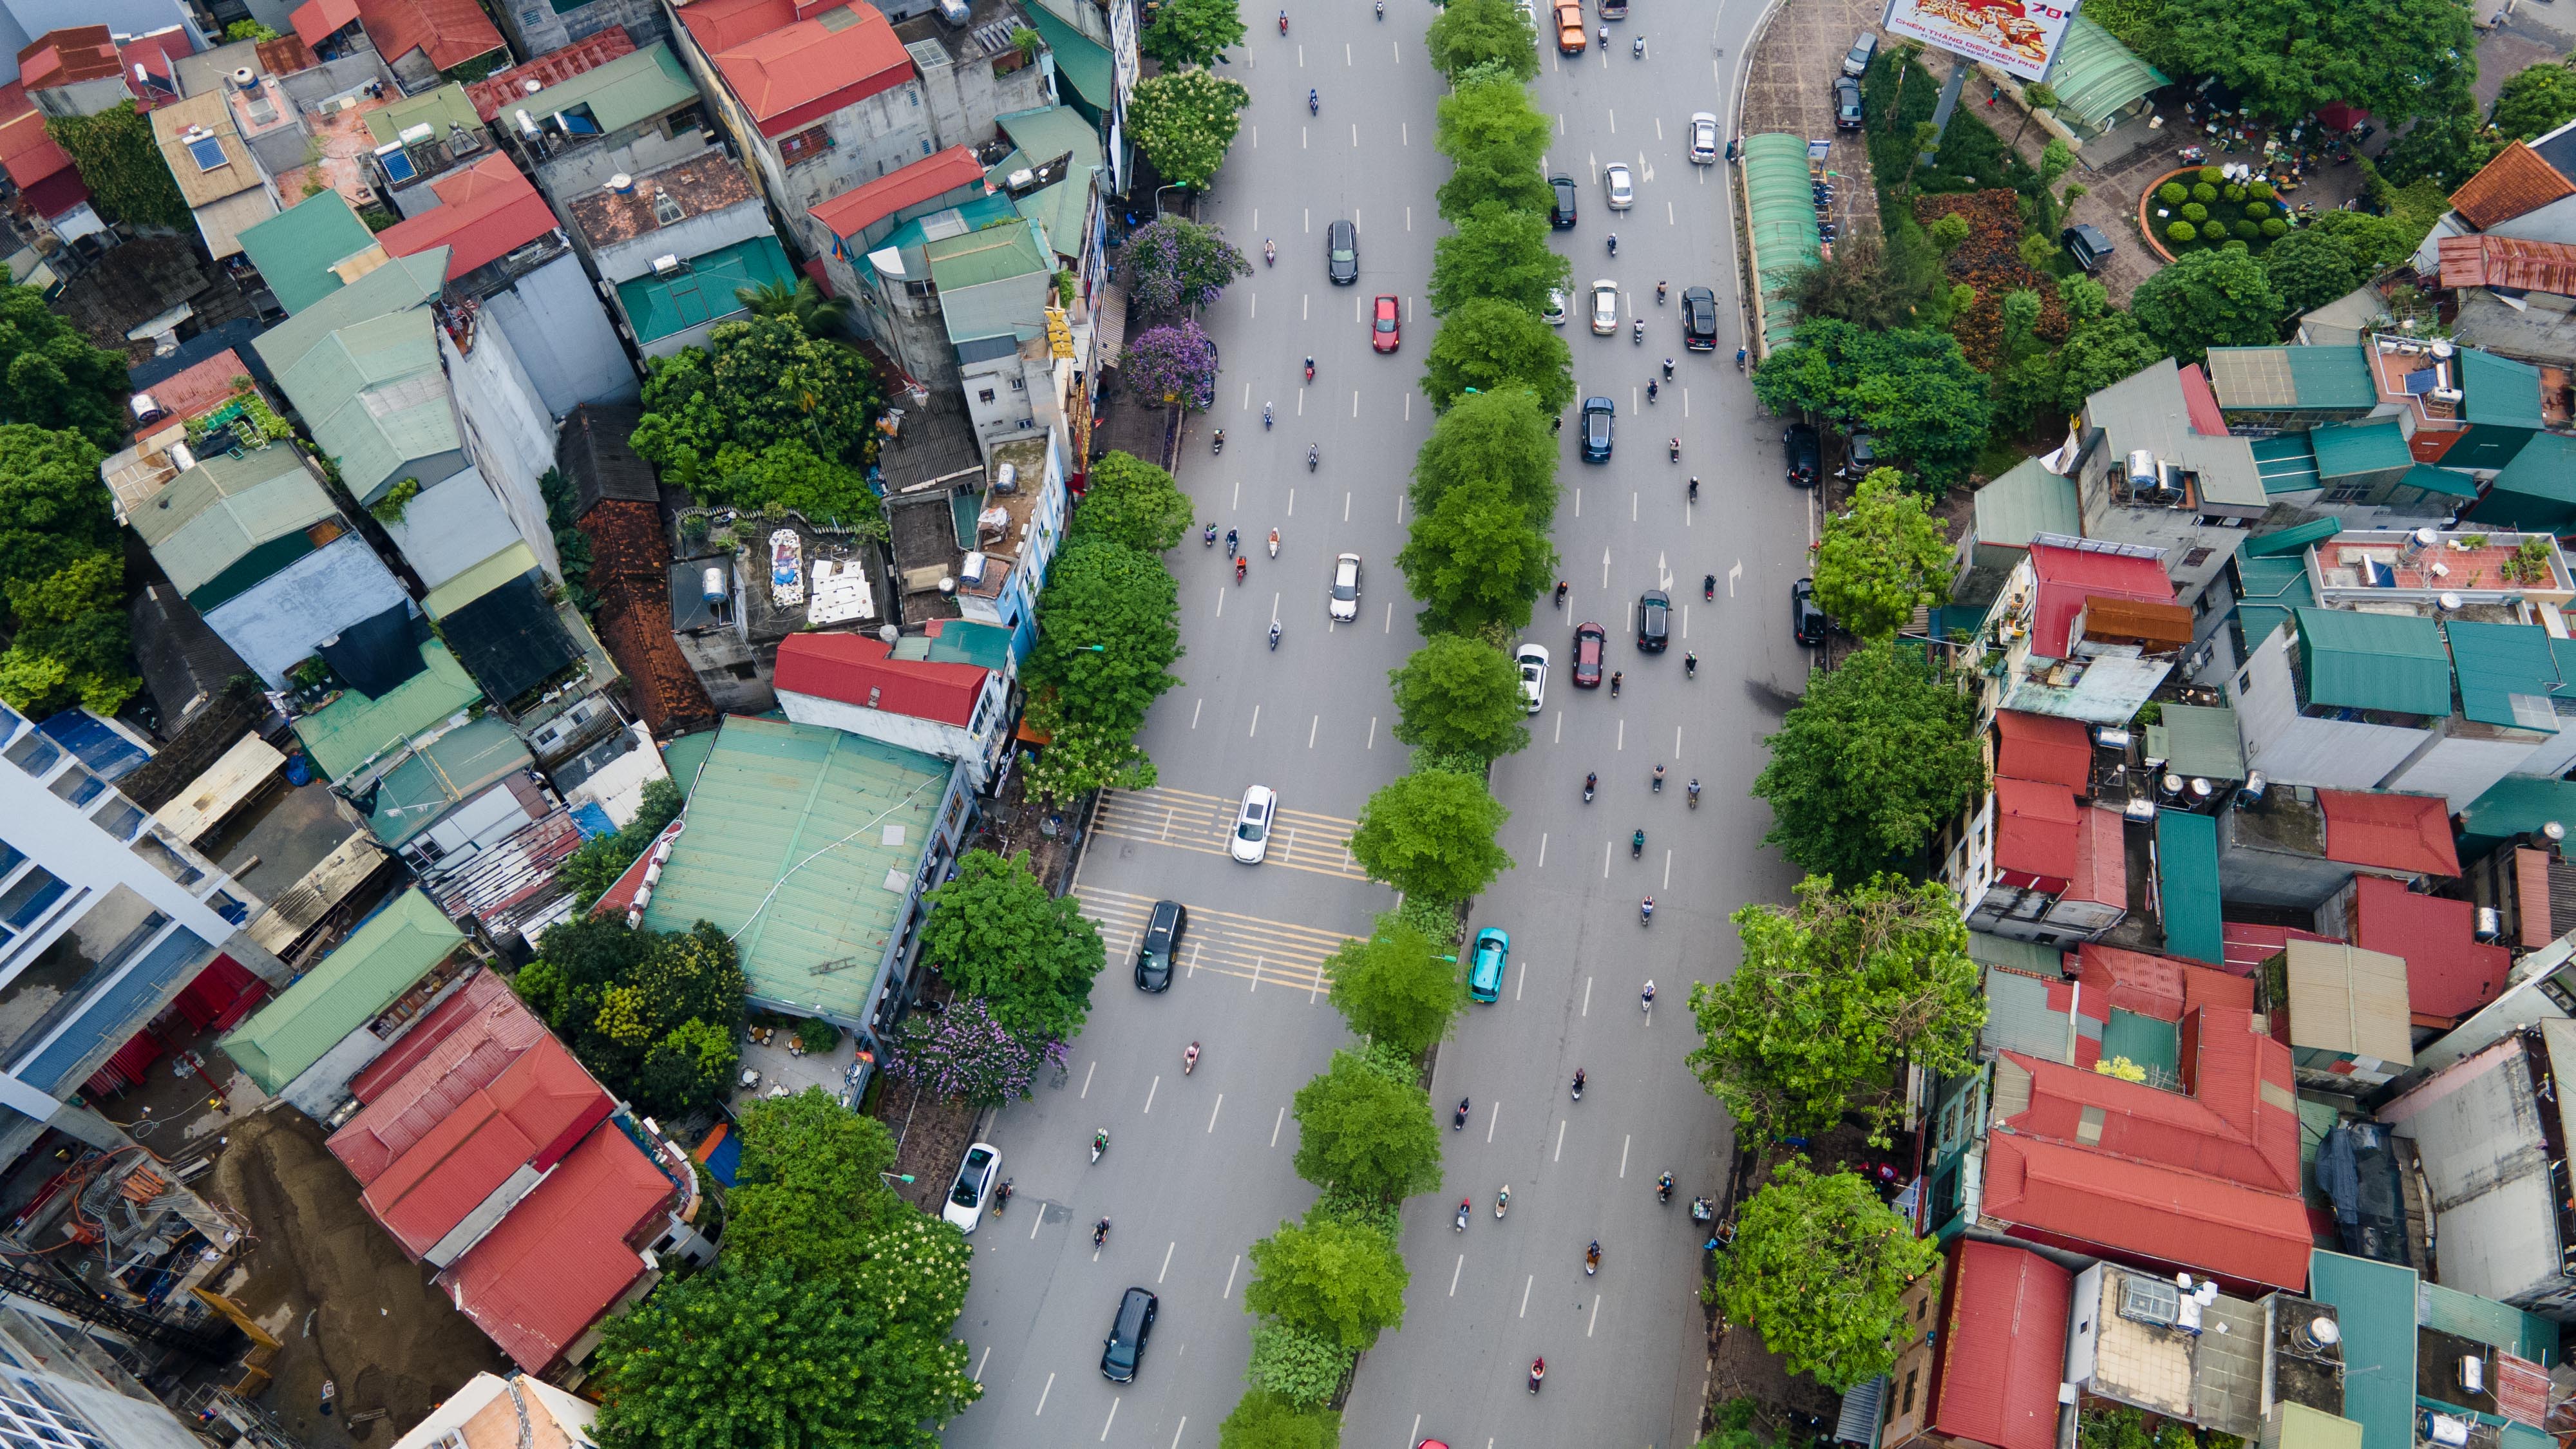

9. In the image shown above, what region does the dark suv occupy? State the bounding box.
[1549,175,1578,229]
[1326,220,1358,284]
[1681,287,1719,351]
[1579,396,1615,461]
[1637,589,1671,652]
[1784,423,1820,486]
[1133,898,1187,992]
[1834,77,1864,129]
[1102,1288,1159,1383]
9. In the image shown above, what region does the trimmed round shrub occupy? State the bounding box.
[2224,239,2249,252]
[2181,202,2209,223]
[2222,183,2247,202]
[2166,220,2197,243]
[2191,182,2219,203]
[2158,181,2189,205]
[2249,179,2277,200]
[2199,165,2226,185]
[2201,218,2229,239]
[2261,218,2289,238]
[2244,201,2271,220]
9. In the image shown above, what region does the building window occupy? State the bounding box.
[2324,483,2371,504]
[777,124,833,166]
[909,88,920,106]
[0,1378,109,1449]
[978,388,996,403]
[2179,547,2213,569]
[1008,375,1025,390]
[1900,1370,1918,1414]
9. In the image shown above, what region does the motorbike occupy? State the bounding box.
[1212,429,1224,455]
[1586,1241,1600,1275]
[1703,573,1716,601]
[1609,671,1623,697]
[1633,319,1645,344]
[1632,35,1643,55]
[1607,232,1617,256]
[1308,90,1318,115]
[1278,9,1286,31]
[1376,0,1383,15]
[1235,556,1247,584]
[1203,524,1217,548]
[994,1179,1014,1216]
[1687,779,1701,809]
[1687,476,1698,502]
[1582,772,1596,804]
[1685,653,1698,678]
[1267,528,1280,558]
[1647,380,1658,404]
[1264,240,1276,266]
[1553,581,1568,608]
[1663,357,1675,379]
[1529,1361,1546,1395]
[1669,437,1681,462]
[1306,445,1318,472]
[1495,1186,1510,1218]
[1184,1041,1200,1075]
[1631,829,1644,859]
[1455,1199,1471,1233]
[1091,1130,1109,1164]
[1226,528,1239,558]
[1652,766,1665,793]
[1269,623,1282,651]
[1640,898,1654,926]
[1303,356,1315,383]
[1263,402,1273,429]
[1094,1218,1111,1248]
[1453,1097,1470,1130]
[1657,1174,1675,1204]
[1656,280,1667,304]
[1571,1070,1585,1101]
[1736,346,1748,372]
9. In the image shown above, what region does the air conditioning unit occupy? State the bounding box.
[651,254,683,277]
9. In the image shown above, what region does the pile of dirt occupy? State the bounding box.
[205,1109,505,1442]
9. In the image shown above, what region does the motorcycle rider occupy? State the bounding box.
[1094,1217,1111,1247]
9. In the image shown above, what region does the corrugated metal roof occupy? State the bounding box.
[1969,932,2065,976]
[2234,556,2315,652]
[2251,432,2322,495]
[1975,459,2081,551]
[293,642,481,781]
[2399,464,2479,499]
[639,715,949,1022]
[236,191,380,316]
[2444,620,2561,732]
[777,632,983,723]
[375,154,559,282]
[2242,517,2338,559]
[2295,608,2452,716]
[811,144,988,238]
[2463,347,2546,430]
[1933,1242,2074,1449]
[378,470,521,592]
[134,443,334,580]
[363,1037,610,1258]
[465,26,637,120]
[518,42,696,135]
[254,273,460,506]
[2452,142,2576,232]
[422,541,542,620]
[2418,1282,2558,1364]
[615,232,791,345]
[2155,808,2224,965]
[1019,0,1110,111]
[1997,710,2091,790]
[439,1119,671,1372]
[1983,967,2076,1061]
[2457,773,2576,856]
[364,715,533,846]
[2307,1251,2418,1449]
[1744,133,1821,346]
[219,889,465,1092]
[2274,1404,2365,1449]
[2499,1352,2552,1428]
[2316,790,2459,875]
[328,969,544,1182]
[2148,703,2246,780]
[362,83,482,146]
[2438,234,2576,297]
[2041,16,2164,131]
[2350,875,2509,1021]
[2083,359,2267,507]
[2282,938,2413,1062]
[1982,1130,2313,1289]
[2207,345,2378,412]
[2309,419,2412,480]
[2480,433,2576,529]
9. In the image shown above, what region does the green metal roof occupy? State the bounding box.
[2416,1281,2558,1364]
[2309,1250,2419,1449]
[1974,458,2080,550]
[2309,418,2412,480]
[133,448,335,601]
[1966,931,2065,976]
[2399,463,2480,499]
[2287,343,2378,407]
[250,251,457,504]
[2444,620,2562,732]
[2463,347,2546,430]
[659,728,718,792]
[2235,555,2315,652]
[920,619,1015,670]
[2154,808,2222,965]
[1982,966,2074,1062]
[2273,1405,2365,1449]
[2252,432,2322,494]
[615,233,791,346]
[2297,607,2452,715]
[2242,517,2338,558]
[1020,0,1111,115]
[218,889,464,1092]
[2207,345,2378,413]
[2043,16,2168,131]
[639,715,949,1023]
[365,84,482,146]
[292,641,481,781]
[927,217,1050,290]
[997,105,1103,174]
[2458,773,2576,857]
[520,43,696,135]
[991,108,1103,260]
[1744,133,1821,346]
[236,191,379,315]
[2146,702,2246,779]
[2477,432,2576,531]
[421,540,540,620]
[363,714,533,846]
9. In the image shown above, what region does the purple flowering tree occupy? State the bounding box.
[880,996,1068,1105]
[1124,321,1220,412]
[1124,218,1251,318]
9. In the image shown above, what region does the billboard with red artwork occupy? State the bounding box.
[1880,0,2076,82]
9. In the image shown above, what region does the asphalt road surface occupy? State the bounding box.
[943,3,1815,1444]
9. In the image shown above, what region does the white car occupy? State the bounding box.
[1542,287,1567,327]
[1515,0,1537,24]
[1689,111,1719,164]
[1515,643,1549,714]
[1329,552,1361,621]
[943,1142,1000,1234]
[1231,785,1276,864]
[1590,278,1620,335]
[1604,162,1634,210]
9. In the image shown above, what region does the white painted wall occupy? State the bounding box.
[2228,627,2430,791]
[777,679,1000,787]
[388,1372,598,1449]
[442,327,564,580]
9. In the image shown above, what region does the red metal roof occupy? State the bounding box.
[679,0,911,137]
[2316,790,2460,877]
[375,155,558,280]
[2451,142,2576,231]
[2221,920,2340,977]
[120,29,199,109]
[2496,1352,2550,1428]
[464,26,636,121]
[0,83,79,193]
[1995,710,2090,792]
[1993,777,2079,888]
[589,816,683,920]
[774,630,986,726]
[19,27,121,91]
[328,970,548,1184]
[2439,234,2576,296]
[1932,1241,2073,1449]
[2029,543,2174,657]
[289,0,361,48]
[2348,875,2508,1021]
[359,1036,612,1259]
[439,1121,675,1372]
[133,349,256,435]
[1980,1132,2314,1291]
[18,166,88,220]
[2067,804,2126,911]
[2177,363,2229,437]
[354,0,503,70]
[809,143,986,238]
[2004,1014,2297,1193]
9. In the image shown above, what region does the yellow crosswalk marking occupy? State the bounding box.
[1090,787,1370,882]
[1076,886,1354,995]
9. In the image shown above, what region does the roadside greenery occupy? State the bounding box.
[1291,1051,1446,1202]
[1323,914,1459,1055]
[1427,200,1568,318]
[1420,296,1575,414]
[1021,533,1184,797]
[1751,317,1991,495]
[918,848,1106,1040]
[1124,217,1254,317]
[1130,68,1251,191]
[1140,0,1246,68]
[1220,1390,1344,1449]
[1425,0,1539,80]
[1750,638,1984,884]
[1810,469,1953,640]
[1716,1158,1937,1391]
[1349,767,1513,902]
[1074,451,1196,553]
[1389,634,1531,761]
[515,915,747,1119]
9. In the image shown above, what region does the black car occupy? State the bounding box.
[1579,396,1615,461]
[1792,578,1828,645]
[1834,77,1864,129]
[1133,898,1187,992]
[1637,589,1671,652]
[1102,1287,1159,1383]
[1327,220,1358,285]
[1681,287,1719,351]
[1784,422,1820,486]
[2061,223,2116,272]
[1549,175,1578,229]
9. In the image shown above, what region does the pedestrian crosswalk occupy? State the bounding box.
[1088,784,1371,882]
[1075,885,1354,997]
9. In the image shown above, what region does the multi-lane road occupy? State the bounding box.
[943,2,1815,1443]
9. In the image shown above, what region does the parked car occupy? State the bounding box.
[1636,589,1670,652]
[1837,431,1878,478]
[1589,278,1620,335]
[1133,898,1187,992]
[1681,286,1718,351]
[1371,294,1401,352]
[1835,77,1864,129]
[1571,621,1607,687]
[1101,1287,1159,1383]
[1329,553,1362,621]
[1793,578,1828,645]
[2062,223,2115,272]
[1580,395,1615,461]
[1326,220,1358,284]
[1515,643,1549,713]
[1468,926,1509,1003]
[1688,111,1720,164]
[1231,785,1276,863]
[943,1142,1001,1233]
[1542,287,1567,326]
[1514,0,1535,24]
[1784,422,1820,486]
[1604,162,1634,209]
[1842,31,1877,75]
[1549,175,1579,229]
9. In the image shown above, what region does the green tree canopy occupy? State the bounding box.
[2156,0,2474,124]
[1349,768,1513,902]
[1410,384,1558,524]
[1421,296,1575,414]
[1428,200,1570,318]
[520,916,746,1118]
[1396,477,1555,635]
[919,848,1106,1039]
[2494,63,2576,140]
[1437,147,1557,220]
[1434,75,1552,176]
[1291,1050,1444,1202]
[1750,639,1984,884]
[1426,0,1539,79]
[0,292,133,451]
[1245,1321,1352,1410]
[2376,111,2495,190]
[1021,536,1184,797]
[1715,1159,1937,1391]
[558,778,687,908]
[2052,285,2166,413]
[2130,247,2284,364]
[1774,238,1934,333]
[631,317,885,519]
[1812,470,1953,639]
[0,549,137,717]
[1324,913,1459,1055]
[1075,450,1195,552]
[1750,320,1991,493]
[1141,0,1247,68]
[737,276,851,337]
[721,1088,904,1274]
[1389,634,1531,761]
[1122,216,1253,317]
[1244,1216,1410,1352]
[1130,68,1251,190]
[1687,875,1985,1142]
[44,106,188,230]
[1218,1391,1343,1449]
[2259,210,2412,317]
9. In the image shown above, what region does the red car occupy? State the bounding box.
[1372,294,1401,353]
[1571,621,1607,687]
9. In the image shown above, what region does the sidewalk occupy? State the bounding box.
[1738,0,1882,254]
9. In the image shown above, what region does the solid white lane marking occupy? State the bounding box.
[1224,1254,1241,1298]
[1035,1373,1054,1416]
[1143,1075,1157,1115]
[1157,1240,1175,1283]
[1450,1257,1463,1296]
[1271,1107,1285,1148]
[1081,1061,1095,1098]
[1099,1398,1118,1440]
[1554,1118,1566,1161]
[1519,1275,1533,1317]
